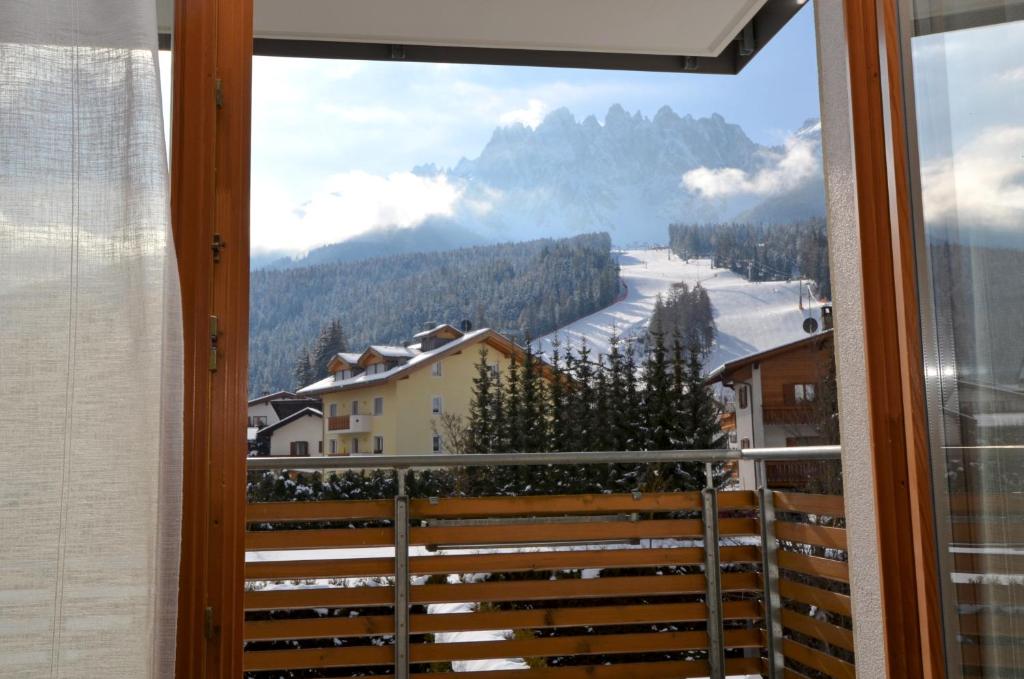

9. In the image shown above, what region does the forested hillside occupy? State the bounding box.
[249,233,620,394]
[668,219,830,299]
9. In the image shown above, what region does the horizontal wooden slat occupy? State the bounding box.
[247,499,394,522]
[245,572,761,611]
[782,638,855,678]
[413,627,762,664]
[246,585,393,611]
[780,608,854,651]
[409,518,758,547]
[949,493,1024,514]
[246,556,393,580]
[779,580,852,617]
[246,526,393,550]
[951,521,1024,544]
[410,491,709,517]
[412,656,762,679]
[244,628,762,670]
[413,572,760,605]
[777,551,849,583]
[773,492,845,517]
[954,581,1024,606]
[960,639,1024,667]
[775,521,847,549]
[244,600,763,641]
[959,611,1024,638]
[953,551,1024,575]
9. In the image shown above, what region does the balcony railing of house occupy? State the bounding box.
[761,406,815,426]
[327,414,374,433]
[245,447,851,679]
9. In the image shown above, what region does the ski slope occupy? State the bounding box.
[534,248,824,373]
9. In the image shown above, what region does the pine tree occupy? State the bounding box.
[642,331,673,451]
[467,348,496,453]
[292,345,315,391]
[504,356,523,453]
[546,344,573,454]
[518,341,548,453]
[682,343,725,450]
[311,319,347,379]
[669,335,690,448]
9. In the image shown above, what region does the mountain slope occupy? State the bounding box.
[249,233,620,394]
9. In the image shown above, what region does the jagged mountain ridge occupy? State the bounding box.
[265,106,825,269]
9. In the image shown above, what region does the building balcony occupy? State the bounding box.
[762,405,815,426]
[327,414,374,433]
[244,447,853,677]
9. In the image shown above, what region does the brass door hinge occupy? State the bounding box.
[209,315,219,372]
[211,232,226,262]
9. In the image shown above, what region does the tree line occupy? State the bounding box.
[249,233,621,395]
[668,218,831,299]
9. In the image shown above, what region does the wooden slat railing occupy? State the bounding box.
[772,490,855,678]
[243,455,851,678]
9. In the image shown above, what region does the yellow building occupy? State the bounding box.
[297,324,537,456]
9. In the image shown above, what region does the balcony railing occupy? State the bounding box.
[327,413,374,433]
[245,447,850,679]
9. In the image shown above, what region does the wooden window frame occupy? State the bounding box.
[167,1,944,675]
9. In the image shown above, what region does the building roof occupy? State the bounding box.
[706,330,833,385]
[270,397,322,420]
[413,323,464,340]
[255,407,323,438]
[365,344,417,359]
[247,390,297,406]
[299,327,534,396]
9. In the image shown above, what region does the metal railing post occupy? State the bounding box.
[394,470,410,679]
[758,460,785,678]
[702,462,725,679]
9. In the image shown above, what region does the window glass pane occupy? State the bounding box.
[909,3,1024,675]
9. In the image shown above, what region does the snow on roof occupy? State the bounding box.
[256,407,323,437]
[247,390,297,406]
[413,323,464,339]
[299,328,495,396]
[335,351,362,364]
[368,344,418,359]
[706,330,833,384]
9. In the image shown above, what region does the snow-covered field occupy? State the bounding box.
[534,248,825,374]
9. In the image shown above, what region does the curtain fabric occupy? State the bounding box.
[0,1,182,677]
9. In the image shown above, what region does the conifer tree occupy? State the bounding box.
[571,340,596,451]
[642,331,673,451]
[504,356,523,452]
[311,319,347,379]
[681,343,725,450]
[467,348,496,453]
[546,344,573,454]
[292,345,315,391]
[590,355,613,451]
[518,341,548,453]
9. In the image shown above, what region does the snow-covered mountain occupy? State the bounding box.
[428,106,823,244]
[264,106,825,269]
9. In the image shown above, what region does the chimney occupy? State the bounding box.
[821,305,834,331]
[460,319,472,332]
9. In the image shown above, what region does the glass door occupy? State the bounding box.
[902,1,1024,675]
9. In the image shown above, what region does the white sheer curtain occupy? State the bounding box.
[0,1,182,677]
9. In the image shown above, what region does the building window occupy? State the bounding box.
[431,395,443,415]
[329,403,337,417]
[248,415,268,428]
[432,434,442,453]
[373,396,384,415]
[289,441,309,457]
[432,361,442,377]
[351,399,359,415]
[785,383,817,405]
[489,363,500,379]
[740,438,751,449]
[329,439,336,454]
[318,440,323,454]
[352,438,360,455]
[729,431,738,444]
[373,435,383,454]
[737,386,748,410]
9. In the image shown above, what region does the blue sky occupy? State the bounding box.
[162,4,825,253]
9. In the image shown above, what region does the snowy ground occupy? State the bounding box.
[534,248,825,374]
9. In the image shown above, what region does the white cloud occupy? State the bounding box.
[681,135,820,199]
[499,99,549,128]
[251,171,462,255]
[920,125,1024,233]
[1000,66,1024,82]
